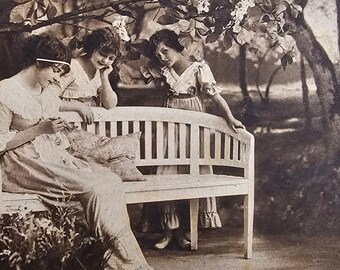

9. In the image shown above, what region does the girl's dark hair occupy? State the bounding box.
[83,27,121,57]
[21,35,71,69]
[149,29,184,58]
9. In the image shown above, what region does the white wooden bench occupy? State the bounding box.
[0,106,255,258]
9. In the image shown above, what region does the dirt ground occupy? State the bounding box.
[140,228,340,270]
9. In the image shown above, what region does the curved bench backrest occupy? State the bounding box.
[59,107,254,176]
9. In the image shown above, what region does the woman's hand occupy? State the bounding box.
[38,118,71,134]
[227,118,245,132]
[76,103,94,124]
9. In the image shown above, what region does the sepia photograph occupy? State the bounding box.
[0,0,339,269]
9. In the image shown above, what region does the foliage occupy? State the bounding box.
[0,206,106,270]
[3,1,304,64]
[255,131,340,235]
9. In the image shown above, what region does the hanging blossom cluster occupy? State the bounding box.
[191,0,211,14]
[231,0,255,33]
[111,16,130,42]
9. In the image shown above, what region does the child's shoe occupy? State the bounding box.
[154,230,173,250]
[177,235,191,249]
[154,235,172,250]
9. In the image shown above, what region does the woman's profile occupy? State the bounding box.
[0,34,153,270]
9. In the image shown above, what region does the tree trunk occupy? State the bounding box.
[287,11,340,156]
[239,44,250,102]
[300,55,312,131]
[337,0,340,55]
[264,65,281,103]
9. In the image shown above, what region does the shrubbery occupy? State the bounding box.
[0,206,107,270]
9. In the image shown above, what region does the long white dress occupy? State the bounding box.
[157,60,222,230]
[0,76,152,270]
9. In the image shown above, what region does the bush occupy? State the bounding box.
[0,206,107,270]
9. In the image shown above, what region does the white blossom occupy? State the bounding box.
[192,0,211,14]
[231,0,255,32]
[112,16,130,42]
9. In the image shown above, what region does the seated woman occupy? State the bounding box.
[0,34,153,270]
[59,27,120,123]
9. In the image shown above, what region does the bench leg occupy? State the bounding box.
[189,198,199,250]
[244,192,254,259]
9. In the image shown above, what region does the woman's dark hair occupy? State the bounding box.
[83,27,121,57]
[21,34,71,69]
[149,29,184,58]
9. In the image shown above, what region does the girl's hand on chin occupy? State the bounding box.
[100,65,113,77]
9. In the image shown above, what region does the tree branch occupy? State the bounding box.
[0,0,142,33]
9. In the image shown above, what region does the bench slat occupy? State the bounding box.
[156,122,164,159]
[167,122,175,160]
[110,121,117,137]
[179,123,187,159]
[144,121,152,160]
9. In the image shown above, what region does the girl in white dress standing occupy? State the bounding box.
[147,29,244,249]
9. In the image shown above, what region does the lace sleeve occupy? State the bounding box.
[197,61,221,96]
[0,103,16,153]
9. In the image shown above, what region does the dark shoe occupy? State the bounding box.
[177,235,191,249]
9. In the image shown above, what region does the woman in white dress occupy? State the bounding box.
[0,34,153,270]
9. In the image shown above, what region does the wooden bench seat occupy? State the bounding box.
[0,106,254,258]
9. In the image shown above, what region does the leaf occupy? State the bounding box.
[157,14,179,25]
[10,1,35,23]
[270,40,279,48]
[146,61,163,79]
[287,54,293,64]
[203,17,214,28]
[290,4,302,18]
[248,47,258,54]
[52,0,68,4]
[46,2,57,19]
[258,0,273,13]
[130,39,151,58]
[36,0,47,8]
[292,3,303,13]
[177,20,192,34]
[68,36,79,51]
[123,49,141,61]
[261,14,270,23]
[280,54,293,70]
[37,3,47,18]
[178,33,193,48]
[118,10,133,17]
[159,0,177,8]
[26,3,37,18]
[196,26,211,36]
[276,2,289,17]
[236,28,252,45]
[222,32,233,50]
[205,32,219,44]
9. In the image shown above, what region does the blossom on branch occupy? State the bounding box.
[191,0,211,14]
[111,15,130,42]
[231,0,255,33]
